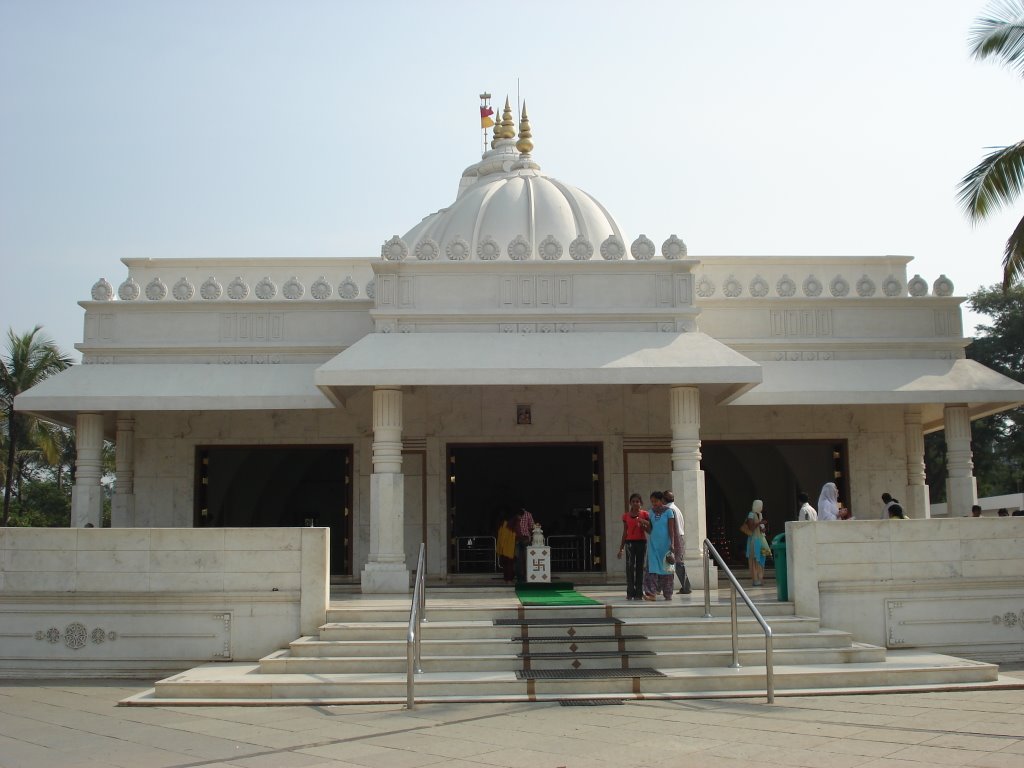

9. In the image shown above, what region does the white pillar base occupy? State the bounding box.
[111,495,135,528]
[905,484,931,520]
[360,562,410,593]
[71,486,104,528]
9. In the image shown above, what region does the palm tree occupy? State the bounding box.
[1,327,72,526]
[958,0,1024,290]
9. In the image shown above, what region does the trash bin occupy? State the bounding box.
[771,533,788,601]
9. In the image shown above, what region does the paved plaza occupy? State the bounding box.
[1,667,1023,768]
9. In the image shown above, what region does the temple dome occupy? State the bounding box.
[399,103,628,263]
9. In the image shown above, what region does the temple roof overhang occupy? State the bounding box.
[314,331,763,404]
[726,358,1024,431]
[14,363,334,427]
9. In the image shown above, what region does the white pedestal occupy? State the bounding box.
[360,562,409,593]
[525,545,550,583]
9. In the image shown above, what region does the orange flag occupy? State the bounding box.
[480,106,494,128]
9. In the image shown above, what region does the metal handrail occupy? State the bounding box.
[702,538,775,704]
[406,542,427,709]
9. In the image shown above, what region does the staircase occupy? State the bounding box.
[122,588,1005,706]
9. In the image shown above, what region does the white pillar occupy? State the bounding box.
[361,386,409,593]
[70,412,104,528]
[669,385,716,590]
[903,408,930,519]
[111,415,135,528]
[944,404,977,518]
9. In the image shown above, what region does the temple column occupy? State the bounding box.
[361,386,409,593]
[111,415,135,527]
[669,385,716,590]
[944,404,977,518]
[903,407,930,519]
[70,412,104,528]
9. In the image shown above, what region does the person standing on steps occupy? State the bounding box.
[742,499,769,587]
[513,507,535,582]
[496,509,517,584]
[643,491,681,601]
[663,489,691,594]
[617,493,649,600]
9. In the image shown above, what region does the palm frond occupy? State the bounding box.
[957,141,1024,221]
[969,0,1024,77]
[1003,211,1024,289]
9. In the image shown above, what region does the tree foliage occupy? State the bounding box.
[959,1,1024,290]
[926,283,1024,501]
[1,326,73,526]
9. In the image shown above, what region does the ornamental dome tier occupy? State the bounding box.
[390,101,650,263]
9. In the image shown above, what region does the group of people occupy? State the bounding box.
[798,487,907,521]
[796,481,853,521]
[617,490,690,601]
[496,507,536,583]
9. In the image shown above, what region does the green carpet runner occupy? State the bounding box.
[514,581,600,606]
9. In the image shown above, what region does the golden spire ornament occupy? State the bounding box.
[516,101,533,154]
[499,96,516,140]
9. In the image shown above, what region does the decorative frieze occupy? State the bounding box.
[933,274,954,296]
[887,597,1024,649]
[254,277,277,300]
[91,278,113,301]
[34,622,118,649]
[770,309,833,337]
[145,278,167,301]
[661,234,687,260]
[803,275,823,297]
[219,313,285,342]
[630,234,655,260]
[569,235,593,261]
[172,277,195,301]
[200,277,223,300]
[773,350,834,361]
[226,277,249,300]
[118,278,143,302]
[830,275,850,297]
[855,274,876,297]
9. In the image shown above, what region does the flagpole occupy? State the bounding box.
[479,92,492,153]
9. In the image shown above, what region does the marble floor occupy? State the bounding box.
[2,670,1024,768]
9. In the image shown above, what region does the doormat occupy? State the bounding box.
[515,582,601,606]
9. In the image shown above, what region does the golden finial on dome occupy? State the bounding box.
[499,96,516,139]
[516,101,533,154]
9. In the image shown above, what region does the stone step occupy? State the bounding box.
[257,644,886,674]
[326,600,798,624]
[288,628,857,660]
[136,652,1002,705]
[316,614,822,641]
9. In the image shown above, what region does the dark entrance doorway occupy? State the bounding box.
[702,440,848,566]
[194,445,353,576]
[447,443,603,575]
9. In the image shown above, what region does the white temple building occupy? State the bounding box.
[16,99,1024,596]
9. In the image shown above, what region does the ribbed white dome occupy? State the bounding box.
[401,137,628,262]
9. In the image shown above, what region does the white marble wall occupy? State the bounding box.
[124,386,915,580]
[787,518,1024,661]
[0,527,328,677]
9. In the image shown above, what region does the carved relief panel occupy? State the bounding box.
[769,309,833,337]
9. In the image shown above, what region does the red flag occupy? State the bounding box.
[480,106,494,128]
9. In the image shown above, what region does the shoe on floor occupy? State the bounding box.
[678,588,691,594]
[642,594,656,601]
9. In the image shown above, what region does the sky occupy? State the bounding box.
[1,0,1022,361]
